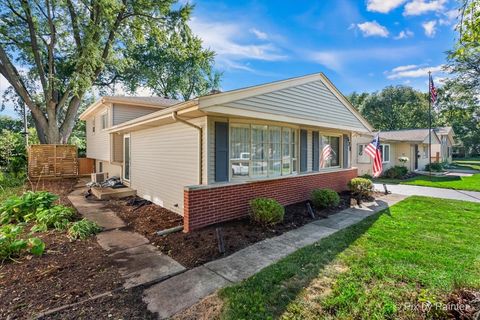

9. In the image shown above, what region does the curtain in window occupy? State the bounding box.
[269,126,282,176]
[252,125,268,177]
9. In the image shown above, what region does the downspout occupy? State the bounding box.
[171,111,203,185]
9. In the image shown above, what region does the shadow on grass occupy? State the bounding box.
[219,203,391,320]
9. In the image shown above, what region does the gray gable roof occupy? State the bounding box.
[378,129,439,142]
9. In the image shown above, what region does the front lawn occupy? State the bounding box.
[452,157,480,171]
[401,174,480,192]
[219,196,480,319]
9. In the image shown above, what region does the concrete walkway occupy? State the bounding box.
[374,183,480,203]
[143,193,407,319]
[67,180,186,289]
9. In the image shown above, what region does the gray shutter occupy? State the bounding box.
[215,122,229,182]
[343,134,350,168]
[300,129,307,172]
[312,131,319,171]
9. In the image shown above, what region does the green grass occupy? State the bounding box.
[451,157,480,171]
[401,174,480,192]
[219,196,480,319]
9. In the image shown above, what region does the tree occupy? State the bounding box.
[0,0,191,144]
[123,30,221,101]
[348,86,430,131]
[0,116,23,132]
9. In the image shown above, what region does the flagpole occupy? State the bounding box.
[428,71,432,178]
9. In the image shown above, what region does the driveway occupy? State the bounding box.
[373,183,480,203]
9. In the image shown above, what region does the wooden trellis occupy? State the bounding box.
[28,144,79,178]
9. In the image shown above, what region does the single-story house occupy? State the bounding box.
[352,129,441,176]
[432,126,455,163]
[80,73,373,232]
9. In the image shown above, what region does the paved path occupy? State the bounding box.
[143,193,407,319]
[68,180,185,289]
[374,183,480,203]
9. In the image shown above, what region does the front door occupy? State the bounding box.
[414,144,419,170]
[123,134,131,181]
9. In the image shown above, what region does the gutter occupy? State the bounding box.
[171,111,203,185]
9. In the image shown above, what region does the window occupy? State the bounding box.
[230,124,297,179]
[357,144,371,164]
[92,117,95,133]
[423,146,428,159]
[381,144,390,163]
[101,113,108,129]
[98,161,103,173]
[320,135,340,168]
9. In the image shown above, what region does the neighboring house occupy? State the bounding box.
[80,73,373,232]
[432,127,455,163]
[353,129,441,176]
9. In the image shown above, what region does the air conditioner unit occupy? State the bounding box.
[91,172,107,183]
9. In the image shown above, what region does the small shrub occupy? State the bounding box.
[249,198,285,226]
[0,224,45,261]
[425,162,444,172]
[68,219,102,240]
[311,189,340,209]
[384,166,408,179]
[348,178,374,199]
[32,205,76,232]
[360,174,373,180]
[0,191,58,224]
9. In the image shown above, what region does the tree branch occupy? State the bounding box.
[66,0,82,50]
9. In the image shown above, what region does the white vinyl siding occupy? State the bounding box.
[112,104,160,125]
[130,117,206,214]
[86,105,111,161]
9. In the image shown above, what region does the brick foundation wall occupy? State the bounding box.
[183,168,358,232]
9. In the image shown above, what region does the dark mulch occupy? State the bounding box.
[445,288,480,319]
[42,288,157,320]
[107,192,353,269]
[27,178,78,206]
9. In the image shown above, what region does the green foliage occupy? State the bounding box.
[360,174,373,180]
[401,174,480,192]
[311,189,340,209]
[0,191,58,225]
[425,162,444,172]
[32,205,75,232]
[348,178,374,199]
[249,198,285,226]
[68,219,102,240]
[384,165,408,179]
[0,224,45,261]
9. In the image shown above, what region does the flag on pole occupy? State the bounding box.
[364,134,383,177]
[320,144,332,168]
[429,74,437,103]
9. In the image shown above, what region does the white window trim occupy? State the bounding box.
[100,111,108,130]
[229,123,299,181]
[318,132,342,170]
[381,144,391,163]
[123,133,131,182]
[357,143,371,164]
[92,116,96,134]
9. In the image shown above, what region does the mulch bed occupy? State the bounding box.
[106,192,356,269]
[0,178,151,319]
[445,288,480,319]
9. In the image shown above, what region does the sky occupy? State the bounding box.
[0,0,458,118]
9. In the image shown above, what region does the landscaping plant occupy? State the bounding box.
[0,191,59,224]
[0,224,45,261]
[348,177,374,200]
[425,162,444,172]
[68,219,102,240]
[249,198,285,226]
[311,188,340,209]
[32,205,76,232]
[384,165,408,179]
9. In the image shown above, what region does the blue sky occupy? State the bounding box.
[0,0,458,118]
[188,0,457,93]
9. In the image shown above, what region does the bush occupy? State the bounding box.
[360,174,373,180]
[348,178,374,199]
[32,205,76,232]
[311,189,340,209]
[0,191,59,225]
[0,224,45,261]
[425,162,444,172]
[384,166,408,179]
[68,219,102,240]
[249,198,285,226]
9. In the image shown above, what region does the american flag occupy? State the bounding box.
[364,134,383,177]
[320,144,332,168]
[429,74,437,103]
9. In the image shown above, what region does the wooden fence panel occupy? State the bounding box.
[28,144,79,178]
[78,158,95,175]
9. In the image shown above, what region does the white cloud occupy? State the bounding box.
[367,0,406,13]
[309,52,343,71]
[403,0,446,16]
[386,64,444,79]
[249,28,268,40]
[189,18,287,72]
[357,21,389,37]
[422,20,437,37]
[394,29,414,39]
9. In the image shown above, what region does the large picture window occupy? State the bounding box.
[320,135,340,168]
[230,124,297,179]
[357,144,371,164]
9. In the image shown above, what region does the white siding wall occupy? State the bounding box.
[112,104,159,125]
[130,117,206,215]
[96,161,122,178]
[86,105,111,161]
